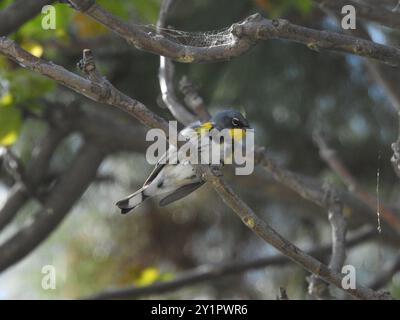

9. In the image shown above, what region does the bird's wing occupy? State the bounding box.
[179,120,202,139]
[143,146,176,186]
[143,120,213,187]
[159,181,205,207]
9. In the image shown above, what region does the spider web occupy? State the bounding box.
[139,24,236,48]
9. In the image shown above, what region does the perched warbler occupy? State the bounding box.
[116,110,250,214]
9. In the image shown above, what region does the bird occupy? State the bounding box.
[116,110,250,214]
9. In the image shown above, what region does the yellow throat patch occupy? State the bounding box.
[196,122,246,142]
[229,128,246,141]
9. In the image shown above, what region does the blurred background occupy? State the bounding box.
[0,0,400,299]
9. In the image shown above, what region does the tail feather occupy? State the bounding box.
[116,187,149,214]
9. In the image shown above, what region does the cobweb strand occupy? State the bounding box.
[138,24,236,48]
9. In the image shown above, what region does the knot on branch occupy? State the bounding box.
[1,147,25,184]
[353,41,364,55]
[77,49,95,72]
[179,76,210,121]
[179,76,203,105]
[271,18,289,29]
[307,42,320,52]
[242,216,256,229]
[232,13,264,40]
[272,19,280,27]
[0,37,14,50]
[374,290,394,300]
[231,23,244,38]
[307,276,329,299]
[277,287,289,300]
[77,49,112,101]
[78,49,102,82]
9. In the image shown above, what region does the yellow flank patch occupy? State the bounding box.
[196,122,213,136]
[200,122,213,130]
[229,128,246,141]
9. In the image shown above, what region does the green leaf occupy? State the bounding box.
[0,103,22,146]
[295,0,312,15]
[132,0,161,23]
[17,3,72,41]
[261,0,312,18]
[133,267,160,286]
[5,69,55,105]
[0,0,13,10]
[96,0,160,22]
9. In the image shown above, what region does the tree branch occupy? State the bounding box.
[200,167,389,300]
[157,0,197,125]
[179,76,211,121]
[154,2,383,299]
[0,37,168,132]
[157,1,398,245]
[312,0,400,30]
[0,37,391,299]
[0,184,28,233]
[85,226,375,300]
[66,0,400,66]
[308,191,347,299]
[0,127,69,232]
[255,147,400,239]
[159,57,195,125]
[0,142,105,272]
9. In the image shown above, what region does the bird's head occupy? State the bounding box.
[204,110,251,141]
[210,110,250,130]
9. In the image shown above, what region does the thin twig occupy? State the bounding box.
[179,76,211,121]
[0,143,105,273]
[313,131,400,232]
[308,189,347,299]
[157,0,195,125]
[0,127,69,232]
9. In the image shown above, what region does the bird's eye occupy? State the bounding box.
[232,117,240,127]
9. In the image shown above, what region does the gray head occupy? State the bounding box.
[210,110,250,130]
